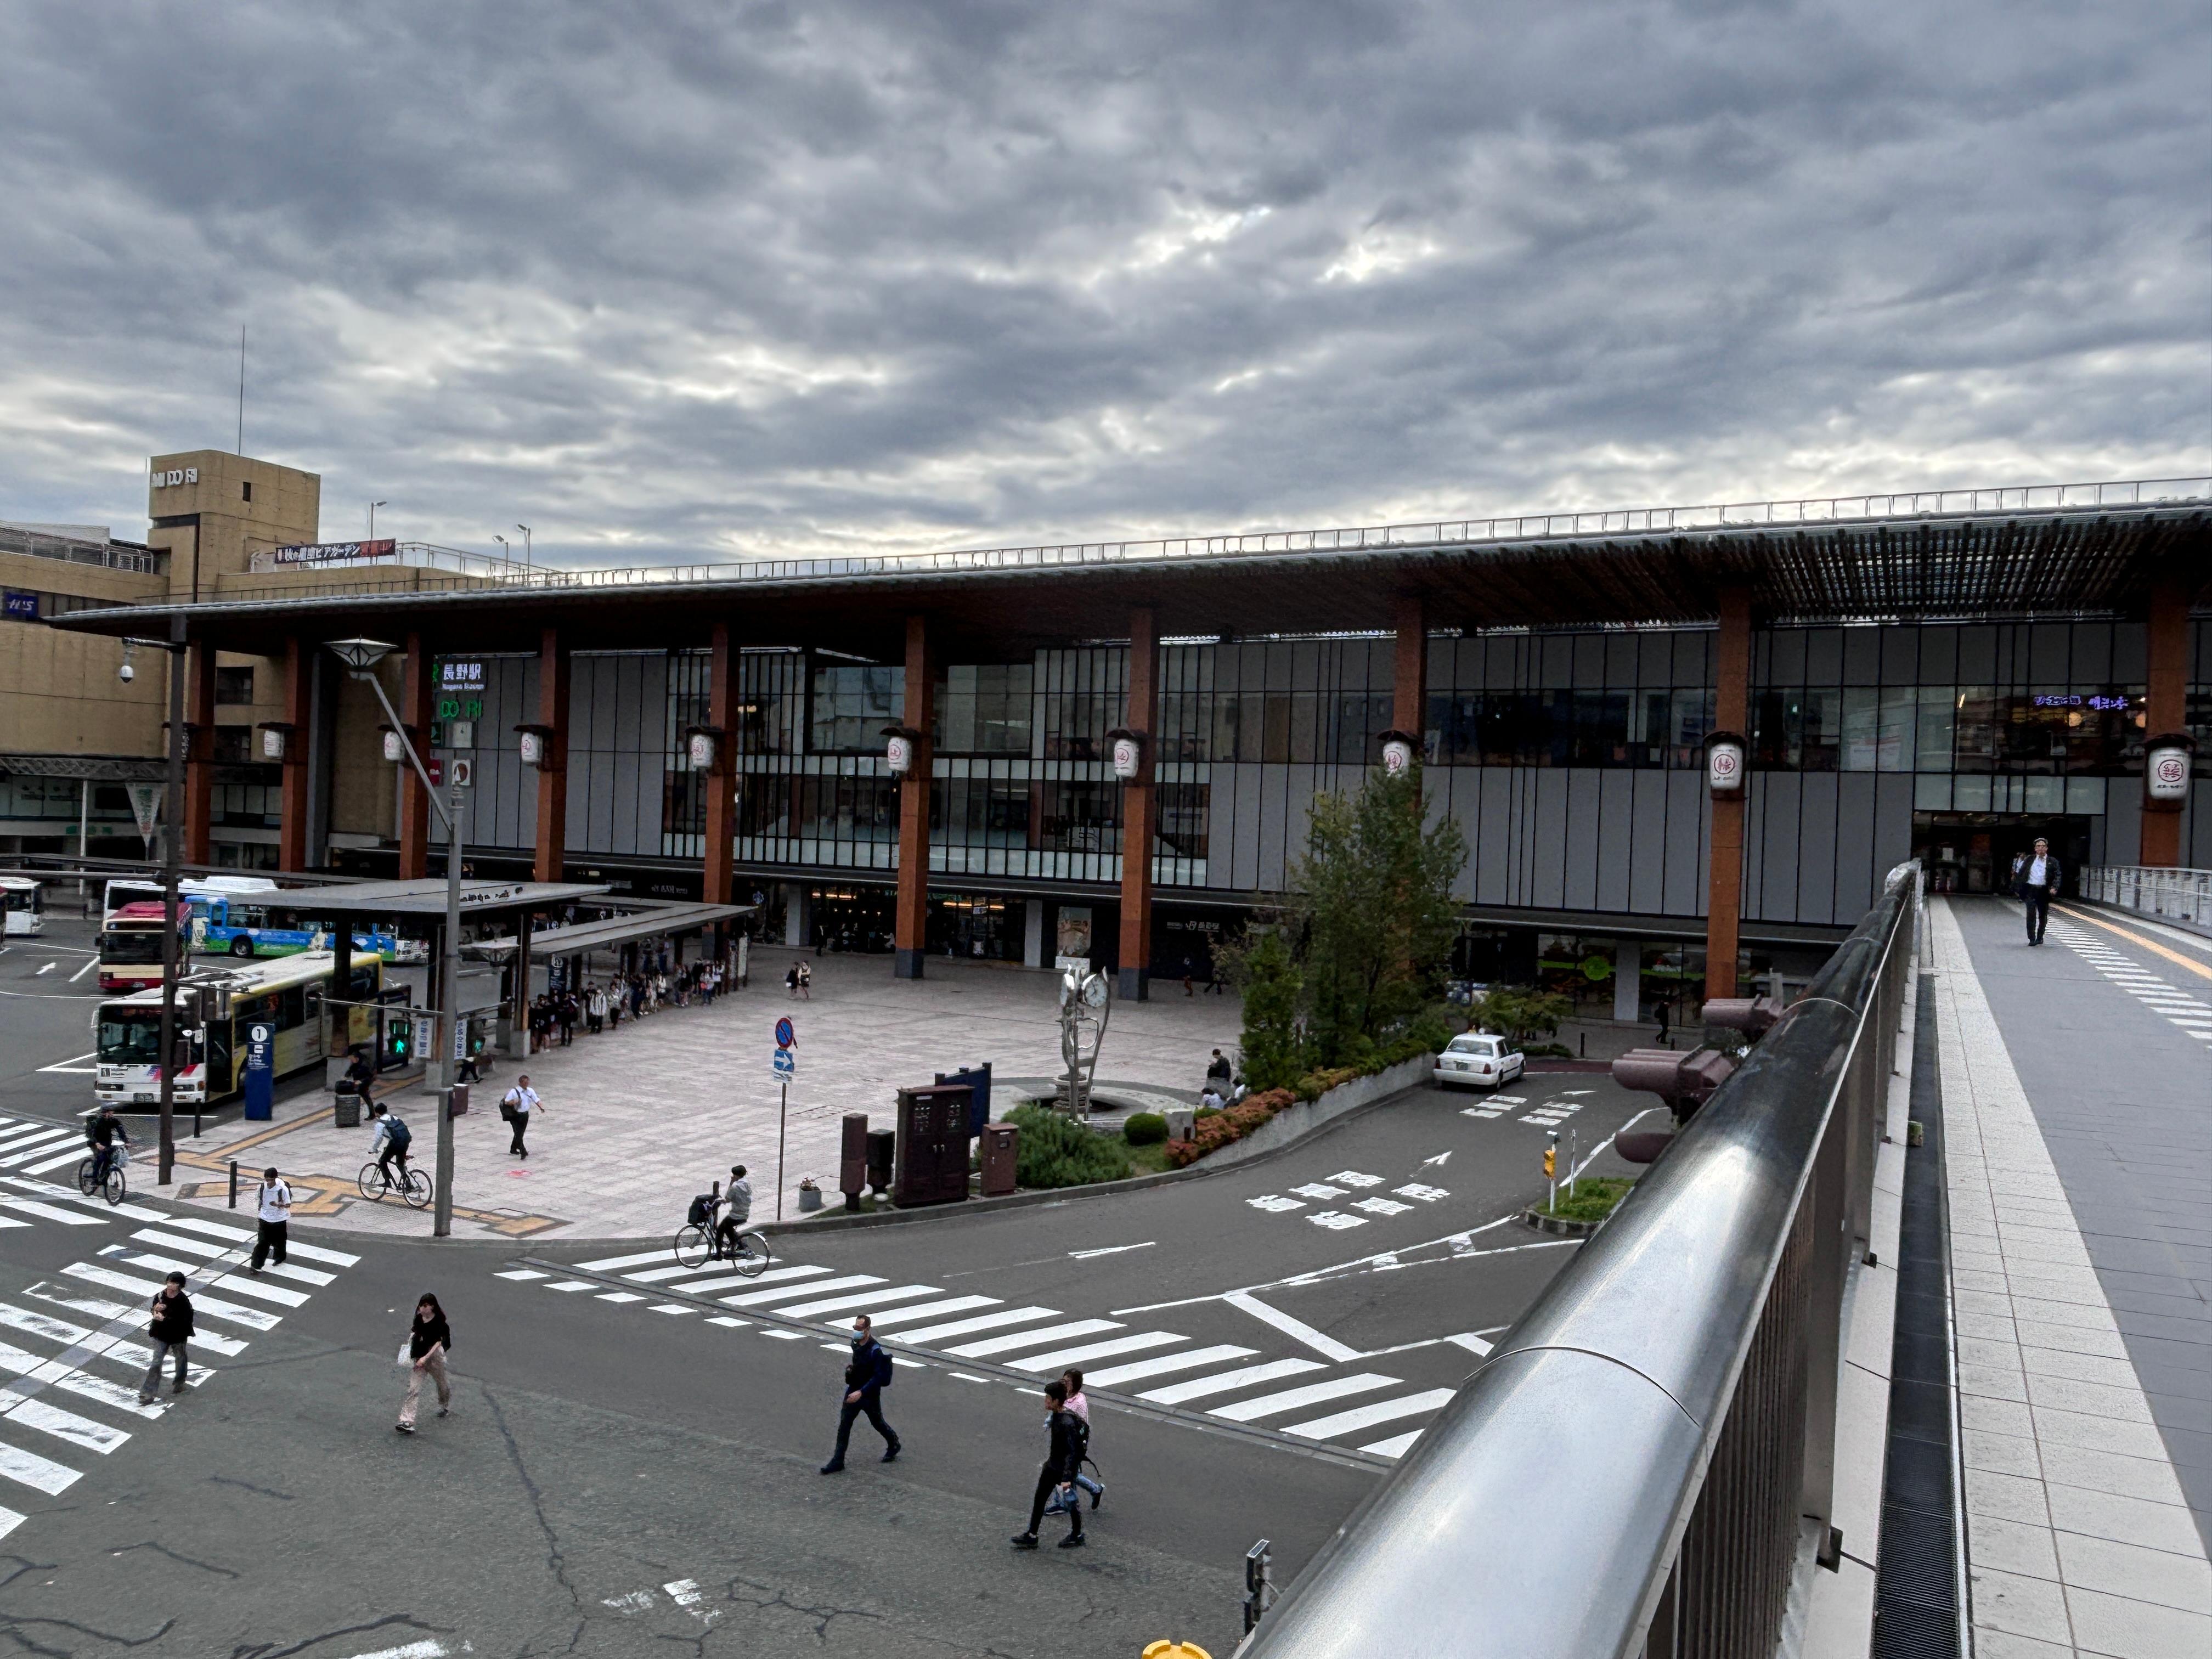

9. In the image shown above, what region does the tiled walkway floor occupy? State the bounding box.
[1933,898,2212,1657]
[168,946,1245,1241]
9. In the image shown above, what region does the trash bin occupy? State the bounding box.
[840,1115,869,1210]
[979,1122,1018,1197]
[332,1082,362,1130]
[864,1128,895,1197]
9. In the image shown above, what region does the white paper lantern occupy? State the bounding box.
[1381,737,1414,775]
[519,729,545,768]
[687,730,717,771]
[2147,742,2192,805]
[1111,734,1141,780]
[382,729,404,763]
[259,726,286,761]
[885,732,913,776]
[1706,737,1746,797]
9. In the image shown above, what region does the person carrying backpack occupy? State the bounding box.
[1011,1378,1088,1550]
[820,1314,900,1472]
[86,1106,130,1189]
[367,1102,413,1191]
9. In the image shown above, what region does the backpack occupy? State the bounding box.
[687,1193,715,1227]
[386,1118,412,1152]
[876,1346,894,1388]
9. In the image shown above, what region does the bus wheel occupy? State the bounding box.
[231,935,254,957]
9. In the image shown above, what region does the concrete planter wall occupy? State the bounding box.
[1205,1053,1436,1168]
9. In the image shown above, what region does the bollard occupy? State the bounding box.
[227,1160,238,1209]
[1143,1644,1212,1659]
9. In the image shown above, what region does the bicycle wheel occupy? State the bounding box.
[357,1162,386,1201]
[103,1164,126,1206]
[674,1224,713,1270]
[77,1158,98,1198]
[401,1166,433,1210]
[733,1232,772,1278]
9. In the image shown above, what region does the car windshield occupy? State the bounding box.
[1448,1036,1498,1056]
[97,1009,164,1063]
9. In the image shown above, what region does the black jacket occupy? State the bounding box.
[409,1311,452,1361]
[1043,1408,1088,1482]
[149,1289,194,1344]
[844,1339,892,1396]
[2012,853,2063,896]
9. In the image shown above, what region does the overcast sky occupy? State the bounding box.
[3,2,2208,566]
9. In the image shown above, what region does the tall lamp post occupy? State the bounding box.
[326,637,465,1238]
[369,500,387,543]
[117,617,190,1187]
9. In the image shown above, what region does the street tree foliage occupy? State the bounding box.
[1470,984,1575,1044]
[1235,763,1467,1087]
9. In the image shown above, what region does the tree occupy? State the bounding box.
[1470,984,1575,1045]
[1237,928,1306,1091]
[1293,762,1468,1065]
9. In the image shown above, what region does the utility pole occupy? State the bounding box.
[120,623,192,1186]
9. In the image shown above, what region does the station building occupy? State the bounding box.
[33,454,2212,1015]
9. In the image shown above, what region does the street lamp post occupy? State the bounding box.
[327,637,464,1238]
[369,500,387,543]
[119,619,191,1186]
[516,524,532,575]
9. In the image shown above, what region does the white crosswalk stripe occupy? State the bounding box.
[1081,1345,1259,1389]
[893,1306,1064,1345]
[1207,1373,1400,1423]
[998,1331,1185,1373]
[1280,1387,1458,1441]
[719,1274,887,1308]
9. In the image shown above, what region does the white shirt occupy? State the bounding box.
[504,1085,539,1116]
[2027,856,2049,887]
[256,1180,291,1224]
[723,1177,752,1221]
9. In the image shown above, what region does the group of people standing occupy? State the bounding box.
[528,961,730,1050]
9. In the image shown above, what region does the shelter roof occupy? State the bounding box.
[275,879,608,917]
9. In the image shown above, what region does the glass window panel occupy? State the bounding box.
[1839,687,1880,771]
[1915,688,1955,772]
[1913,774,1952,811]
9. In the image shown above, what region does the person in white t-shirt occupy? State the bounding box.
[250,1167,291,1273]
[501,1076,540,1160]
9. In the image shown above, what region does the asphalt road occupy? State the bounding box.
[0,1049,1655,1657]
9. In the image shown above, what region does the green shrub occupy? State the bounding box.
[1123,1112,1168,1146]
[1540,1176,1635,1224]
[1008,1104,1135,1189]
[1194,1104,1222,1119]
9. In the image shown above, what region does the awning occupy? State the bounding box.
[469,901,757,958]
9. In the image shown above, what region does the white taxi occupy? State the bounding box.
[1433,1031,1524,1090]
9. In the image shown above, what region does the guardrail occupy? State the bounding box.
[2083,863,2211,926]
[149,475,2212,608]
[1238,862,1917,1659]
[0,523,165,574]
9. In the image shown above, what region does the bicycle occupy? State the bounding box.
[77,1143,128,1206]
[673,1214,771,1275]
[358,1158,433,1210]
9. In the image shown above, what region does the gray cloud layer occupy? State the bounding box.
[3,1,2209,565]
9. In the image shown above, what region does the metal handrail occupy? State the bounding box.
[1238,863,1917,1659]
[143,475,2212,607]
[2082,862,2211,926]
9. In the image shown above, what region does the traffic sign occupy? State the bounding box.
[772,1047,797,1085]
[450,758,474,788]
[775,1016,795,1048]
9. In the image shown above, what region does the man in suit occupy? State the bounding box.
[2013,837,2061,945]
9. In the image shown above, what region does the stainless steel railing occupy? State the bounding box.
[2082,862,2212,927]
[1237,864,1917,1659]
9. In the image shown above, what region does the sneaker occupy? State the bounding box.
[881,1444,900,1463]
[436,1407,448,1418]
[172,1380,187,1395]
[137,1394,155,1406]
[819,1461,844,1475]
[1009,1534,1039,1550]
[396,1423,415,1434]
[1058,1533,1086,1549]
[1090,1485,1104,1511]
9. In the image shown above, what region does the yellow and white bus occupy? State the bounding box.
[92,950,382,1109]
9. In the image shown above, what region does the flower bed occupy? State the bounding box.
[1161,1040,1436,1168]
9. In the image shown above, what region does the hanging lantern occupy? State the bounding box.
[1106,727,1145,781]
[1378,729,1419,775]
[1705,731,1747,798]
[515,724,558,770]
[2145,732,2195,810]
[883,725,920,777]
[257,723,291,761]
[381,727,404,763]
[685,726,721,771]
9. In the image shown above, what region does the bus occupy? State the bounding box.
[101,874,275,924]
[0,876,43,937]
[98,901,183,992]
[92,950,384,1110]
[184,893,401,962]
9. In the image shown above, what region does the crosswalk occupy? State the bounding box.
[0,1115,113,1182]
[0,1175,360,1542]
[505,1249,1477,1462]
[2050,918,2212,1044]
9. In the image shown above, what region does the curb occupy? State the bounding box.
[1521,1206,1604,1238]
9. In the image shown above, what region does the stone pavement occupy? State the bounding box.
[1932,897,2212,1657]
[167,945,1245,1242]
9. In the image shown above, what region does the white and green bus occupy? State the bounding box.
[92,949,383,1109]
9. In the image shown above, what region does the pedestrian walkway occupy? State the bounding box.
[0,1174,360,1547]
[1932,895,2212,1656]
[499,1243,1495,1464]
[166,946,1244,1242]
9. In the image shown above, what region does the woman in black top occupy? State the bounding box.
[397,1293,453,1434]
[139,1270,195,1403]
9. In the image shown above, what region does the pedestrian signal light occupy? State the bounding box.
[390,1017,411,1059]
[1543,1146,1556,1180]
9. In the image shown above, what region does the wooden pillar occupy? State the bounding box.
[279,638,312,872]
[893,615,933,979]
[702,623,738,905]
[1705,589,1752,1002]
[1392,594,1428,741]
[534,627,571,883]
[397,633,435,879]
[181,640,217,865]
[2140,577,2189,868]
[1118,607,1159,1001]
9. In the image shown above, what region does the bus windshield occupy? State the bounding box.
[100,930,167,964]
[97,1008,166,1064]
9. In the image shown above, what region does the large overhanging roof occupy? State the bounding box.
[49,479,2212,659]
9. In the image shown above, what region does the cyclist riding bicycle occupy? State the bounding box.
[366,1102,414,1189]
[86,1107,130,1187]
[715,1165,753,1259]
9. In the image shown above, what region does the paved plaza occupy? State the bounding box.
[166,946,1246,1240]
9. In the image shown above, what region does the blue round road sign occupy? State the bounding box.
[775,1016,794,1048]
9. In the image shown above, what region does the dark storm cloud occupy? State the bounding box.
[2,1,2208,563]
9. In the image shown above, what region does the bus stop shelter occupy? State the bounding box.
[469,899,757,1053]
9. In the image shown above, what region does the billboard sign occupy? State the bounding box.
[269,539,397,565]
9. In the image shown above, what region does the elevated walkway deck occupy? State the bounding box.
[1929,895,2212,1653]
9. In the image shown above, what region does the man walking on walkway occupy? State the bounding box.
[1011,1378,1088,1550]
[250,1167,290,1272]
[502,1075,540,1159]
[138,1271,194,1403]
[820,1314,900,1472]
[2013,836,2061,945]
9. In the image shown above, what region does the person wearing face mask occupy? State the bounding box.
[819,1314,900,1474]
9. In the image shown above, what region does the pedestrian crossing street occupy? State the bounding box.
[0,1114,123,1182]
[0,1174,360,1543]
[503,1251,1485,1462]
[2049,917,2212,1043]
